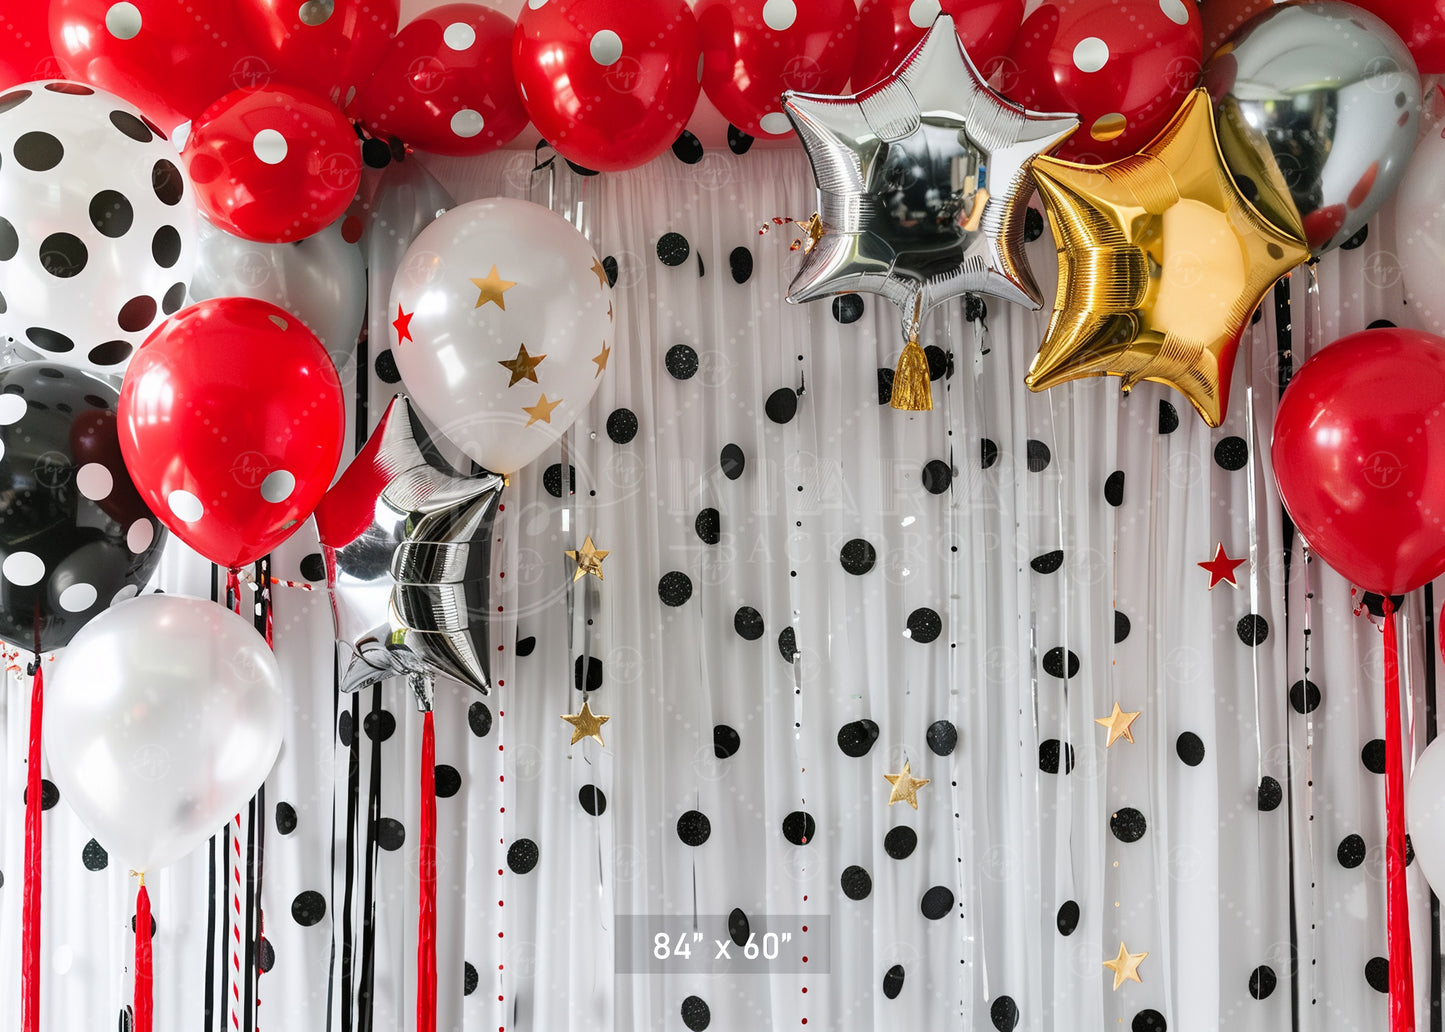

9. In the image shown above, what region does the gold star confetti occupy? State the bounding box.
[883,760,930,809]
[497,343,546,387]
[561,698,609,746]
[1103,942,1148,991]
[470,265,516,309]
[523,393,562,427]
[1094,701,1141,748]
[592,341,611,377]
[590,257,608,289]
[565,535,609,582]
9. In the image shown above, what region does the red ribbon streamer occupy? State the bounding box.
[21,663,43,1032]
[418,709,437,1032]
[1382,598,1415,1031]
[135,882,153,1032]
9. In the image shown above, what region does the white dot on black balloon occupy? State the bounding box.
[111,583,140,605]
[58,583,97,613]
[76,462,113,501]
[3,551,44,586]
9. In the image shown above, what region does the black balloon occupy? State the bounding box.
[0,362,166,651]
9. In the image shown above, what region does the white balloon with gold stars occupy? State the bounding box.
[389,197,614,475]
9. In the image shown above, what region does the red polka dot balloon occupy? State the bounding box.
[852,0,1024,92]
[236,0,400,108]
[182,84,361,244]
[513,0,702,172]
[697,0,859,139]
[1000,0,1203,164]
[352,3,527,157]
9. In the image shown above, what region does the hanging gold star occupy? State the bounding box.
[497,343,545,387]
[1094,701,1141,748]
[561,698,609,746]
[591,341,611,377]
[1103,942,1148,991]
[470,265,516,309]
[522,393,562,427]
[883,760,930,809]
[565,535,609,582]
[590,257,608,289]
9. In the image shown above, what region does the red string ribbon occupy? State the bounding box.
[1382,597,1415,1031]
[21,663,43,1032]
[417,710,437,1032]
[135,881,153,1032]
[226,568,242,616]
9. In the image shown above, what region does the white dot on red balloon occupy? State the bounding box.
[697,53,704,82]
[908,0,941,28]
[127,519,155,553]
[451,109,484,138]
[112,583,140,605]
[527,0,547,7]
[268,314,289,331]
[1159,0,1189,25]
[444,22,476,50]
[3,552,43,586]
[167,489,204,522]
[106,2,142,40]
[59,583,97,613]
[0,394,26,425]
[298,0,334,26]
[763,0,797,31]
[76,463,113,501]
[759,112,791,135]
[261,469,296,503]
[590,29,623,66]
[253,129,288,165]
[1073,37,1109,73]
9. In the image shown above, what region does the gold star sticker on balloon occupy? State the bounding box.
[1095,701,1141,748]
[523,393,561,427]
[470,264,516,310]
[1103,942,1148,991]
[565,535,609,582]
[590,257,608,289]
[497,343,545,387]
[591,341,611,377]
[561,698,609,746]
[1025,88,1309,428]
[883,760,930,809]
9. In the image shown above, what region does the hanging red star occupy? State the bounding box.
[1197,542,1246,590]
[393,305,415,345]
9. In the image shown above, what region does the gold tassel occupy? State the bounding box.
[890,334,933,411]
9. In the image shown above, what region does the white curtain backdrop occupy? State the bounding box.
[1,143,1441,1032]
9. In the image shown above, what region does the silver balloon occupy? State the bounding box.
[190,216,366,369]
[313,395,503,703]
[364,159,455,368]
[1204,0,1421,255]
[782,14,1078,334]
[44,595,284,873]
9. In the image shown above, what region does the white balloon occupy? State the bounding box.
[0,81,198,374]
[1408,736,1445,895]
[389,197,615,474]
[1396,120,1445,334]
[44,594,285,873]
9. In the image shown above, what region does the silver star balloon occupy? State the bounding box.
[783,14,1079,335]
[314,395,503,708]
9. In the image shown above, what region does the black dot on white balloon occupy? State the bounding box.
[15,131,62,171]
[1259,776,1283,811]
[363,710,395,742]
[837,719,879,757]
[152,160,184,205]
[981,438,999,469]
[89,190,134,238]
[1214,436,1248,471]
[1133,1009,1167,1031]
[840,865,872,900]
[606,407,637,443]
[733,606,763,640]
[681,995,711,1031]
[1159,400,1179,434]
[695,507,720,544]
[1290,679,1321,714]
[656,232,689,266]
[1362,739,1386,774]
[26,326,74,353]
[0,217,16,263]
[1056,900,1080,935]
[579,784,606,815]
[906,607,941,643]
[468,701,492,738]
[1042,647,1079,679]
[840,538,875,575]
[720,443,745,479]
[884,826,917,859]
[376,818,405,851]
[658,571,692,607]
[1249,965,1276,999]
[117,295,157,332]
[883,964,905,999]
[1365,957,1389,993]
[1111,807,1146,842]
[82,838,108,871]
[920,885,953,920]
[991,996,1019,1031]
[275,802,297,835]
[1039,739,1074,774]
[765,387,797,423]
[1237,615,1268,646]
[39,233,86,278]
[1026,440,1051,472]
[1176,732,1205,766]
[729,245,753,283]
[714,724,740,758]
[671,130,703,164]
[88,341,132,365]
[922,459,952,493]
[1031,550,1063,574]
[151,225,181,268]
[291,890,326,926]
[434,764,461,797]
[507,839,539,873]
[162,282,186,314]
[665,343,698,379]
[677,810,710,846]
[463,962,478,996]
[109,110,153,142]
[832,293,864,323]
[374,350,400,383]
[782,810,815,846]
[1337,833,1366,868]
[0,89,31,114]
[926,719,957,755]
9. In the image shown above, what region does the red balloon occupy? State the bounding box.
[1348,1,1445,74]
[698,0,859,138]
[352,3,526,157]
[1272,328,1445,595]
[118,297,345,571]
[183,85,361,244]
[49,0,250,131]
[1199,0,1272,57]
[999,0,1203,163]
[0,7,60,90]
[236,0,400,106]
[513,0,701,171]
[853,0,1024,91]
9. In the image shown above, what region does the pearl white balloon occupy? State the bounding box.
[389,197,615,474]
[1408,736,1445,896]
[44,594,285,873]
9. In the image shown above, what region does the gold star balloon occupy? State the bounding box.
[1025,88,1309,427]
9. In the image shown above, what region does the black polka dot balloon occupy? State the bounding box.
[0,362,166,651]
[0,82,196,374]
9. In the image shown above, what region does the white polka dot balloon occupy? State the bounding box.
[0,81,197,375]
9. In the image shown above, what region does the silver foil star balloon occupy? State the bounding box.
[314,395,503,706]
[783,14,1079,334]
